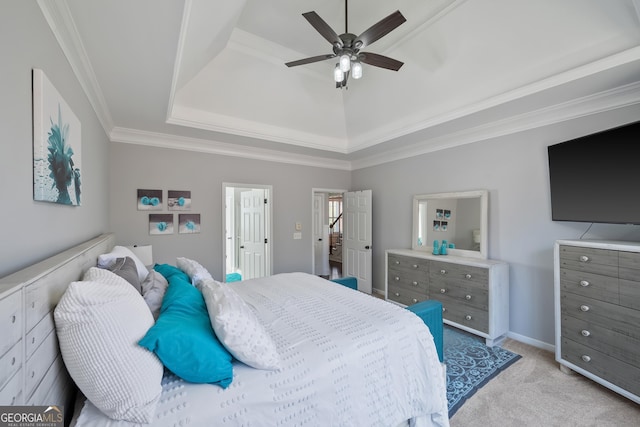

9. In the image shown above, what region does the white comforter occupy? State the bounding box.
[75,273,449,427]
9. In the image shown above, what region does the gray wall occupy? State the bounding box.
[108,142,351,280]
[353,104,640,347]
[0,1,109,278]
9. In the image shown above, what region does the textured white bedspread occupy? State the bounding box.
[75,272,449,427]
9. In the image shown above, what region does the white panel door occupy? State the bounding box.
[343,190,372,293]
[240,189,265,280]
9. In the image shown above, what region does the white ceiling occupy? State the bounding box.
[41,0,640,169]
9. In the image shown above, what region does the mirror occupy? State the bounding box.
[412,190,488,259]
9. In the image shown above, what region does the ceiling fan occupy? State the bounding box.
[285,0,406,89]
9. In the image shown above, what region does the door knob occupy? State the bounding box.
[365,245,371,249]
[318,238,322,241]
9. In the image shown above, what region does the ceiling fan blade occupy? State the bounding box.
[302,11,342,47]
[285,54,336,67]
[355,10,406,49]
[358,52,404,71]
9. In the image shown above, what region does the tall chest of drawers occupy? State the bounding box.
[554,240,640,404]
[385,249,509,346]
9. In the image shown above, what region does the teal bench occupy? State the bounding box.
[406,300,444,362]
[330,276,358,290]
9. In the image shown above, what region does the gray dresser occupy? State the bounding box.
[554,240,640,404]
[386,249,509,346]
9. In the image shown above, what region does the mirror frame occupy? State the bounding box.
[412,190,489,259]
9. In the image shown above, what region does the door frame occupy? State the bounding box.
[311,188,347,276]
[223,183,273,281]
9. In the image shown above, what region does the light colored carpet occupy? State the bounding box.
[449,338,640,427]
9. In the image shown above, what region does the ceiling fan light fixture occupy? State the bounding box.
[333,63,345,82]
[339,53,351,72]
[352,61,363,79]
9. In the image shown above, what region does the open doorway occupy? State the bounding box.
[223,183,272,282]
[312,188,346,280]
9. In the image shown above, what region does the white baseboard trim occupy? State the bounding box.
[507,330,555,352]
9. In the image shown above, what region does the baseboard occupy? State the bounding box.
[506,330,555,352]
[372,288,385,298]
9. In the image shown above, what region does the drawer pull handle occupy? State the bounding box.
[581,330,591,337]
[412,264,418,269]
[465,273,472,279]
[581,355,591,363]
[11,357,15,366]
[579,255,589,263]
[442,307,446,312]
[31,371,35,378]
[395,260,400,265]
[11,396,15,405]
[412,298,418,303]
[32,337,36,344]
[394,276,400,281]
[11,315,16,324]
[465,294,472,300]
[465,315,472,321]
[440,269,447,275]
[579,280,590,287]
[394,292,400,297]
[580,305,590,312]
[440,288,447,294]
[412,281,418,286]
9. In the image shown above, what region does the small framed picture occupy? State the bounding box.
[441,221,448,231]
[433,220,441,231]
[149,214,173,235]
[138,189,162,211]
[179,214,201,234]
[436,209,444,219]
[444,209,451,219]
[168,190,191,211]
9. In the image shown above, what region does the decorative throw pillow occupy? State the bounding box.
[104,257,141,293]
[153,263,191,283]
[199,278,282,370]
[140,270,168,320]
[138,274,233,386]
[176,257,213,285]
[98,246,149,283]
[55,267,163,423]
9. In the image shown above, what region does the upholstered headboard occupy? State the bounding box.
[0,233,115,419]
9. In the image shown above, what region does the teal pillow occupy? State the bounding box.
[139,274,233,386]
[153,263,190,283]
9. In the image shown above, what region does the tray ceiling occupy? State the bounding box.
[44,0,640,168]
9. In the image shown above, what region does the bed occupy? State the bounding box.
[0,233,449,427]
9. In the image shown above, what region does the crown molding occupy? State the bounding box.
[351,80,640,170]
[37,0,114,137]
[110,127,352,171]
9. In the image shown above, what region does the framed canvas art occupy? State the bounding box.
[137,189,163,210]
[168,190,191,211]
[33,69,82,205]
[149,214,174,235]
[179,214,201,234]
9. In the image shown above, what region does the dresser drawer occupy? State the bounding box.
[429,261,488,286]
[560,292,640,340]
[0,367,23,405]
[0,340,22,391]
[387,254,429,273]
[440,296,489,333]
[558,245,618,277]
[387,283,428,306]
[562,337,640,397]
[0,290,23,357]
[429,282,488,311]
[619,251,640,278]
[559,268,619,304]
[561,314,640,369]
[387,268,428,292]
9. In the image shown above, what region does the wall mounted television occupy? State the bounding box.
[547,120,640,224]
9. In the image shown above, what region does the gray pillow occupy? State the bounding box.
[140,270,168,320]
[106,257,142,294]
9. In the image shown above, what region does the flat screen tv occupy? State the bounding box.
[547,120,640,224]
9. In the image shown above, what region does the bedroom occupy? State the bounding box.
[1,0,640,424]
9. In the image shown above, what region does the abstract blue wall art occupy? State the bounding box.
[149,214,174,235]
[138,189,163,210]
[33,69,82,206]
[168,190,191,211]
[179,214,200,234]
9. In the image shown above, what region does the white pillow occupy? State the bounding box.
[199,278,281,370]
[176,257,213,285]
[98,246,149,282]
[55,267,163,423]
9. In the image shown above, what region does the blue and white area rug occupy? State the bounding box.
[444,325,521,418]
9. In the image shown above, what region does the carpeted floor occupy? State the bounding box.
[444,326,521,418]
